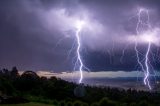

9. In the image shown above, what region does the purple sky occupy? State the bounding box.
[0,0,160,73]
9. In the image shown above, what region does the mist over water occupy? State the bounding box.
[34,70,160,91]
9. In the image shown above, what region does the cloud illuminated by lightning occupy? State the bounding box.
[49,8,160,88]
[47,8,106,83]
[134,8,153,89]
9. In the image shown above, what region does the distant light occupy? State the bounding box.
[75,20,86,30]
[128,28,160,45]
[139,31,158,43]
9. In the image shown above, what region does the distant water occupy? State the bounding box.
[64,77,160,91]
[37,70,160,91]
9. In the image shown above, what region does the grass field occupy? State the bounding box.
[0,102,55,106]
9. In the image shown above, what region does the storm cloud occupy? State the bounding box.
[0,0,160,72]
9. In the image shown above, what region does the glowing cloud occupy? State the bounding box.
[128,28,160,45]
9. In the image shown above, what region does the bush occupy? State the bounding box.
[82,102,89,106]
[53,100,59,106]
[73,100,83,106]
[26,96,53,104]
[119,103,127,106]
[65,101,73,106]
[0,77,15,95]
[130,102,137,106]
[91,102,99,106]
[138,100,149,106]
[59,101,65,106]
[99,97,116,106]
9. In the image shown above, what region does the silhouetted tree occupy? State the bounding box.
[10,67,19,78]
[0,77,15,95]
[0,67,160,106]
[21,71,39,79]
[18,71,39,91]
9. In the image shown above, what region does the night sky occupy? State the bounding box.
[0,0,160,73]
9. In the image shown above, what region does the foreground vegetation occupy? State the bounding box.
[0,67,160,106]
[0,102,54,106]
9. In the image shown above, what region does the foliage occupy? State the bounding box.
[0,102,55,106]
[0,67,160,106]
[73,100,83,106]
[65,101,73,106]
[99,97,116,106]
[91,102,99,106]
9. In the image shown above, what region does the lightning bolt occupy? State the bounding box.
[135,8,152,89]
[74,20,89,84]
[53,19,89,84]
[76,25,83,83]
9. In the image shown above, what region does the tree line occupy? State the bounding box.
[0,67,160,106]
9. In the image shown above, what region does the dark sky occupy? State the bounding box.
[0,0,160,72]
